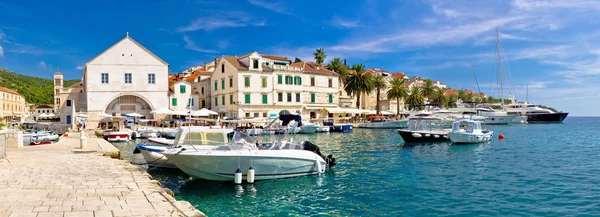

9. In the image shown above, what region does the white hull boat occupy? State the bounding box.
[30,133,60,145]
[358,120,408,129]
[138,128,159,138]
[298,124,318,134]
[159,115,337,181]
[103,131,130,142]
[316,126,330,133]
[163,148,329,181]
[135,144,178,169]
[448,120,494,144]
[147,137,174,146]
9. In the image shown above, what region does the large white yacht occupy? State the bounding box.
[504,102,568,123]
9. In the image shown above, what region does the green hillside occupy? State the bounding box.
[0,68,80,105]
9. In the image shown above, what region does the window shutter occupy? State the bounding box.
[245,94,251,104]
[278,75,282,84]
[262,94,268,104]
[311,93,315,103]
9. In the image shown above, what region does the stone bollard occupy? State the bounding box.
[80,131,87,149]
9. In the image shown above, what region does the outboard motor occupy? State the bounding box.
[302,141,336,168]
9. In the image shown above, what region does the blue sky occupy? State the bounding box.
[0,0,599,115]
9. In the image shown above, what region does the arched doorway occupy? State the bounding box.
[105,95,153,119]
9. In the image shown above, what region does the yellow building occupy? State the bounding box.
[0,86,28,122]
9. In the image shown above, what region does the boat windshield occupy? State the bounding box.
[176,131,233,146]
[408,119,444,131]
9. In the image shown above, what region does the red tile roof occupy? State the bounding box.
[36,104,53,109]
[0,86,21,96]
[222,56,249,70]
[261,54,289,62]
[444,89,459,96]
[290,62,338,76]
[391,72,406,79]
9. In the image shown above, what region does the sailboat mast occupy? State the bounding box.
[496,28,504,110]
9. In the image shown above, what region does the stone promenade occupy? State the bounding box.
[0,134,205,217]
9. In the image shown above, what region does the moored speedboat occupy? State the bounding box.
[30,132,60,145]
[162,136,336,181]
[134,127,233,169]
[161,115,337,181]
[147,137,174,146]
[103,131,130,142]
[322,119,352,132]
[358,116,408,129]
[447,120,494,144]
[298,123,319,134]
[396,117,451,143]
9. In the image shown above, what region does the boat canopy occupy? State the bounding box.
[280,114,302,127]
[451,120,482,133]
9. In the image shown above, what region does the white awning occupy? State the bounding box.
[324,107,360,114]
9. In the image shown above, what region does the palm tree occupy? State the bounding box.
[447,95,458,108]
[421,79,437,100]
[387,78,409,117]
[372,75,387,114]
[465,92,474,102]
[326,57,348,85]
[486,96,495,103]
[294,57,302,63]
[344,64,373,109]
[314,48,326,65]
[431,88,447,108]
[457,89,467,101]
[405,86,425,110]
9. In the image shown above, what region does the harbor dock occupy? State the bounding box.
[0,132,205,217]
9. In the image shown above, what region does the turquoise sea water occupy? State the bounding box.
[113,117,600,216]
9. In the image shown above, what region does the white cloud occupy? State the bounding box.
[329,16,524,53]
[512,0,600,10]
[182,35,217,53]
[247,0,292,15]
[331,16,361,28]
[0,44,3,57]
[176,12,265,32]
[76,65,83,70]
[527,81,551,89]
[38,61,47,69]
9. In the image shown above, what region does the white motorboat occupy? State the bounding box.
[30,132,60,145]
[396,117,451,143]
[134,127,233,169]
[137,120,159,138]
[161,115,337,181]
[147,137,174,146]
[138,128,159,138]
[316,126,330,133]
[101,116,131,142]
[358,116,408,129]
[298,123,319,134]
[448,120,494,144]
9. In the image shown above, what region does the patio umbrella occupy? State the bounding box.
[189,110,209,117]
[125,112,144,117]
[76,114,87,118]
[170,110,189,116]
[98,113,112,118]
[150,108,172,115]
[198,108,218,115]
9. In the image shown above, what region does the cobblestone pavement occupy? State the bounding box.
[0,136,205,217]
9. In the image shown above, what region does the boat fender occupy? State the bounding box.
[412,133,422,138]
[425,134,430,137]
[434,135,439,138]
[247,167,255,184]
[443,135,448,139]
[234,168,242,184]
[498,134,505,140]
[316,159,323,174]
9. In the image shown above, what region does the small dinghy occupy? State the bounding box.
[447,119,494,144]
